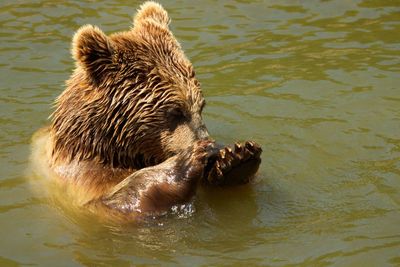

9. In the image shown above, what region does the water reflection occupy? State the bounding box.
[48,184,263,265]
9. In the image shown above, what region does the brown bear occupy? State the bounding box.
[31,1,262,220]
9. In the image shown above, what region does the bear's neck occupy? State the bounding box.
[50,128,157,170]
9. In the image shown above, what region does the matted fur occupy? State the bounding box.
[51,1,206,169]
[30,1,262,219]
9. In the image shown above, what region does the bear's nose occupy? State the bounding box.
[196,124,209,140]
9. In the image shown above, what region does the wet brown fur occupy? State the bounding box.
[36,1,211,214]
[51,1,206,170]
[90,140,218,219]
[32,1,262,219]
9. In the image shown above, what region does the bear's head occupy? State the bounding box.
[51,1,209,169]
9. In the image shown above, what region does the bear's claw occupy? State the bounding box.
[204,141,262,186]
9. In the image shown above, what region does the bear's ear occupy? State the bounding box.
[133,1,170,28]
[72,25,114,82]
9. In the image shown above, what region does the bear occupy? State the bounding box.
[31,1,262,220]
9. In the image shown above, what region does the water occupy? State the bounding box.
[1,0,399,266]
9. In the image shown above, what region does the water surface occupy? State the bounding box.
[0,0,399,266]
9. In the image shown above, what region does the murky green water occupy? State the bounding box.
[1,0,400,266]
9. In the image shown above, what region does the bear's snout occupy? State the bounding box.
[195,140,219,178]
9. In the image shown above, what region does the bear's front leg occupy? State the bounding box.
[88,140,219,219]
[204,141,262,186]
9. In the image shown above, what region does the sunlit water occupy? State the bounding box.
[1,0,399,266]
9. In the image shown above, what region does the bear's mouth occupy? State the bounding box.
[203,154,218,179]
[202,143,223,180]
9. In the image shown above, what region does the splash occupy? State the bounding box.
[170,202,196,219]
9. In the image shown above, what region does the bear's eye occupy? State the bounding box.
[168,108,185,120]
[167,107,187,131]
